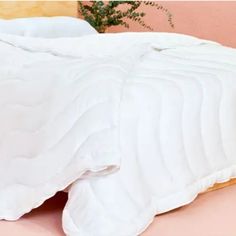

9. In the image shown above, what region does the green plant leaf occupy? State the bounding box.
[77,1,174,33]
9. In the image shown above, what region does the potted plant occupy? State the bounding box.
[78,1,174,33]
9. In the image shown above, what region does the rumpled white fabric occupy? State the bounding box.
[0,32,236,236]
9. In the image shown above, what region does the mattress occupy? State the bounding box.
[1,185,236,236]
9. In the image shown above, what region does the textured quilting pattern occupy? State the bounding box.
[62,35,236,236]
[0,35,123,220]
[0,33,236,236]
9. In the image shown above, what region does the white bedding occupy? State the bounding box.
[0,17,97,37]
[0,32,236,236]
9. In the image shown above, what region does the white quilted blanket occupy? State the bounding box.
[0,32,236,236]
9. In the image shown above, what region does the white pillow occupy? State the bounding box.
[0,16,97,38]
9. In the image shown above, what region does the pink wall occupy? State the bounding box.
[107,1,236,48]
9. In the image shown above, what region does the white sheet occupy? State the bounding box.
[0,32,236,236]
[0,17,97,38]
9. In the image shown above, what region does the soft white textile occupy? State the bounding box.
[0,17,97,38]
[0,32,236,236]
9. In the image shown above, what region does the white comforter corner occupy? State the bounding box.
[0,33,123,219]
[0,32,236,236]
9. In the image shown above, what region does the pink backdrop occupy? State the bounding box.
[107,1,236,48]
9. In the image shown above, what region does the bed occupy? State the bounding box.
[0,16,236,236]
[1,184,236,236]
